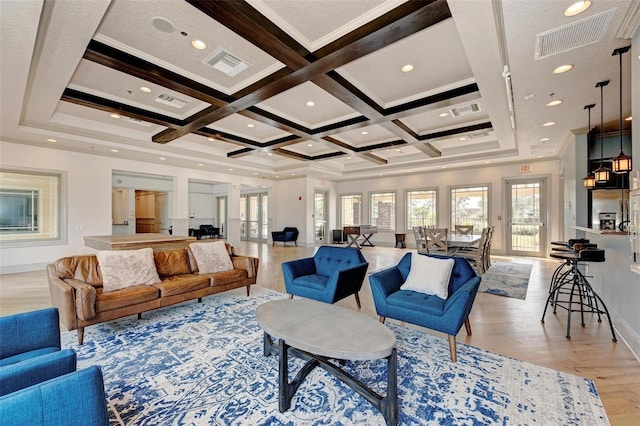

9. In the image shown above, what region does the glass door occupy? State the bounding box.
[505,178,547,257]
[241,193,267,242]
[314,190,328,244]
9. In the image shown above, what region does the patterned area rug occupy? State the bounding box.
[479,261,533,299]
[61,287,608,425]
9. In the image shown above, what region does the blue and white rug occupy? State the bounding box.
[479,261,533,300]
[61,287,608,425]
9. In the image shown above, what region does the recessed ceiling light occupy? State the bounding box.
[191,39,206,50]
[110,149,119,153]
[228,168,233,171]
[207,137,215,141]
[542,121,556,127]
[291,173,296,176]
[139,86,152,93]
[346,157,351,160]
[305,101,315,107]
[459,137,467,141]
[198,163,204,166]
[159,157,166,160]
[307,143,313,147]
[625,116,632,121]
[546,99,563,107]
[247,123,255,128]
[540,137,550,142]
[267,153,273,156]
[553,64,573,74]
[395,149,401,152]
[110,113,121,119]
[361,131,368,135]
[441,166,447,169]
[401,64,414,73]
[537,155,544,158]
[46,138,57,143]
[484,161,490,164]
[564,1,591,17]
[253,172,258,175]
[438,112,449,118]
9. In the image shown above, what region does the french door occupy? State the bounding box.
[314,190,328,244]
[505,178,547,257]
[241,193,267,242]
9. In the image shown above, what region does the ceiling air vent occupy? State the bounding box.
[155,93,187,109]
[469,131,490,139]
[203,48,250,77]
[450,103,480,117]
[127,117,152,127]
[535,8,615,60]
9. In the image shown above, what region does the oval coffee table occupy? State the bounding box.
[256,298,398,425]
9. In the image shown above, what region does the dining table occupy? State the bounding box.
[447,233,481,252]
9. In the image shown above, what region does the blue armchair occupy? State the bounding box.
[0,308,77,395]
[369,253,481,362]
[0,366,110,425]
[271,227,299,246]
[282,245,369,308]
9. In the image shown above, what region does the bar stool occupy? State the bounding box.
[541,247,617,342]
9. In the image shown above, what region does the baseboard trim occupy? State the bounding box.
[613,311,640,362]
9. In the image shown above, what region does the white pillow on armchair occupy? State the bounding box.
[400,254,454,300]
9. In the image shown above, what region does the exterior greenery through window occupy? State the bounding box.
[0,170,62,243]
[406,189,437,230]
[450,185,489,234]
[370,192,395,231]
[340,194,361,227]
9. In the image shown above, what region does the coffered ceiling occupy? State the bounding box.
[1,0,637,180]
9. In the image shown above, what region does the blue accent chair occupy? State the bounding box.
[369,253,481,362]
[0,308,78,395]
[271,227,299,246]
[282,245,369,308]
[0,365,110,426]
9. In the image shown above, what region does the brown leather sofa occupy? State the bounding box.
[47,244,259,345]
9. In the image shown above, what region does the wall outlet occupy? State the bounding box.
[75,224,85,230]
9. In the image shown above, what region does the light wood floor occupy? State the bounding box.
[1,243,639,424]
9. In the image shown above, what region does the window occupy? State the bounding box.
[406,189,437,230]
[370,191,395,230]
[450,185,489,233]
[0,169,64,244]
[340,194,361,227]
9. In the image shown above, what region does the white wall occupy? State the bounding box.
[336,160,562,251]
[271,178,307,244]
[0,140,271,272]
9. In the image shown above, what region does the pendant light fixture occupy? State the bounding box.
[582,104,596,188]
[612,46,631,173]
[594,80,610,183]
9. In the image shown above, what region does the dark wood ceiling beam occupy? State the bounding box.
[61,88,184,129]
[153,0,451,144]
[84,40,229,107]
[227,147,255,158]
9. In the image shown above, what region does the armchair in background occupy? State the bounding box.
[282,246,369,308]
[0,308,77,396]
[199,224,220,239]
[369,253,480,362]
[0,366,110,426]
[271,227,299,246]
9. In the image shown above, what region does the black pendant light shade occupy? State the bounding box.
[594,80,610,183]
[612,46,631,174]
[582,104,596,189]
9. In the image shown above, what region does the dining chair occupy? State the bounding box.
[483,226,495,271]
[454,227,490,274]
[424,228,448,254]
[454,225,474,235]
[412,226,429,254]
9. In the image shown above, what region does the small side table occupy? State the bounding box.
[394,233,406,249]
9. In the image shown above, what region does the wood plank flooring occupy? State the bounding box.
[1,243,638,424]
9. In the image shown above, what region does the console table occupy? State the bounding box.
[83,233,196,251]
[256,298,398,425]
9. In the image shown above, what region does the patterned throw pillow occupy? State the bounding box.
[189,241,234,274]
[96,248,161,292]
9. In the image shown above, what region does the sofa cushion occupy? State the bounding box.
[96,248,161,292]
[153,275,210,297]
[55,255,103,287]
[386,290,446,316]
[153,249,191,277]
[189,241,233,274]
[95,285,159,312]
[400,254,454,300]
[292,274,328,290]
[201,268,247,287]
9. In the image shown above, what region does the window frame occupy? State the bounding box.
[369,190,396,231]
[0,167,67,247]
[338,193,363,228]
[405,187,438,231]
[448,184,491,234]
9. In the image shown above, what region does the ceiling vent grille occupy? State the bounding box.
[469,131,489,139]
[155,93,187,109]
[535,9,616,60]
[127,117,152,127]
[203,48,250,77]
[450,103,480,117]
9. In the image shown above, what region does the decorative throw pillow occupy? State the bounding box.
[400,254,454,300]
[96,248,160,292]
[189,241,234,274]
